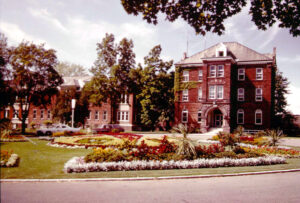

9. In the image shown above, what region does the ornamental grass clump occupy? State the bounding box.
[266,129,286,146]
[172,124,196,160]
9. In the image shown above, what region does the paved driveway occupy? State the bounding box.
[2,172,300,203]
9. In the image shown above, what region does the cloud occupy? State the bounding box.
[28,8,68,33]
[286,85,300,115]
[0,22,47,46]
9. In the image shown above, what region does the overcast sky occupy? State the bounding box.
[1,0,300,114]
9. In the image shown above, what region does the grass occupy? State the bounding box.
[1,139,300,179]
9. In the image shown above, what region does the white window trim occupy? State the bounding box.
[197,110,202,123]
[198,88,202,101]
[237,109,244,124]
[238,68,245,81]
[217,86,223,99]
[256,68,263,80]
[237,88,245,101]
[255,88,263,102]
[95,110,99,120]
[47,110,51,119]
[217,65,224,77]
[182,89,189,102]
[40,109,44,119]
[255,109,263,125]
[209,85,216,99]
[117,111,129,121]
[209,65,216,77]
[183,70,189,82]
[33,109,37,120]
[103,110,107,121]
[182,110,188,123]
[198,70,203,81]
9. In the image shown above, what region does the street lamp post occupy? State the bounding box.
[71,99,76,128]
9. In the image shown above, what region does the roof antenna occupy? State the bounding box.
[186,27,189,56]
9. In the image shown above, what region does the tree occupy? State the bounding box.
[0,33,14,110]
[121,0,300,36]
[88,33,136,123]
[8,41,63,133]
[135,45,174,130]
[55,62,88,77]
[274,70,289,115]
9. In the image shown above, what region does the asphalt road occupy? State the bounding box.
[1,172,300,203]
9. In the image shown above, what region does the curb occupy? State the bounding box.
[1,168,300,183]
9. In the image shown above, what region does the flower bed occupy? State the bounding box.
[1,150,20,167]
[64,156,286,173]
[243,146,300,158]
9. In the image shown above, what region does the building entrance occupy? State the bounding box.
[208,108,223,128]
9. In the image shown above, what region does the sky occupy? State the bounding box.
[1,0,300,114]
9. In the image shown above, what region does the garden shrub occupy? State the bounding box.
[195,144,225,158]
[217,132,239,149]
[85,147,130,163]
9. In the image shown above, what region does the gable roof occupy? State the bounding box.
[176,42,275,66]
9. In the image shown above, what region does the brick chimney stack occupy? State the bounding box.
[182,52,187,60]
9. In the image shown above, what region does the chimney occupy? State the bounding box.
[182,52,187,60]
[273,47,276,56]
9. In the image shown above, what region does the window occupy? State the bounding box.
[255,109,263,125]
[95,110,99,120]
[183,71,189,82]
[219,51,224,57]
[182,89,188,101]
[217,86,223,99]
[198,88,202,101]
[237,109,244,124]
[238,68,245,81]
[33,109,37,119]
[197,110,202,123]
[121,94,128,104]
[41,110,44,119]
[237,88,245,101]
[209,85,216,99]
[255,88,263,101]
[198,70,203,81]
[209,65,216,77]
[4,109,9,118]
[117,111,129,121]
[217,65,224,77]
[47,110,51,119]
[87,111,91,120]
[103,110,107,120]
[182,110,188,123]
[209,85,224,99]
[256,68,263,80]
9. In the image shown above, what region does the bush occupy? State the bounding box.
[195,144,225,158]
[85,147,130,163]
[217,132,239,149]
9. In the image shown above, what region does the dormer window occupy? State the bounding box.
[219,51,224,57]
[216,43,227,57]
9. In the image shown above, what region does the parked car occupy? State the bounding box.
[36,124,81,136]
[93,124,124,134]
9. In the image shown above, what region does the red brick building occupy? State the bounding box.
[174,42,276,133]
[1,76,136,131]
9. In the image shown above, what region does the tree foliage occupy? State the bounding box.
[134,45,174,130]
[88,33,136,123]
[121,0,300,36]
[8,41,63,133]
[274,70,289,115]
[55,62,88,77]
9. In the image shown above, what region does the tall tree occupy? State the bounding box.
[136,45,174,130]
[55,62,88,77]
[88,33,136,123]
[121,0,300,36]
[0,33,14,110]
[8,41,63,133]
[274,70,289,115]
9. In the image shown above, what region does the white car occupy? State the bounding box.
[36,124,81,136]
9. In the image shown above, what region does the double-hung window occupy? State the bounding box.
[33,109,37,119]
[238,68,245,81]
[182,89,189,101]
[209,65,216,77]
[255,109,263,125]
[237,88,245,101]
[40,109,44,119]
[183,71,189,82]
[209,85,216,99]
[198,88,202,101]
[209,85,224,99]
[103,110,107,120]
[237,109,244,124]
[197,110,202,123]
[198,70,203,81]
[256,68,263,80]
[117,111,129,121]
[47,110,51,119]
[182,110,188,123]
[255,88,263,101]
[216,86,223,99]
[95,110,99,120]
[217,65,224,77]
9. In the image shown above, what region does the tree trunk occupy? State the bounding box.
[21,117,26,134]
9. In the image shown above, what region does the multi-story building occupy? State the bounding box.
[1,76,135,131]
[174,42,276,133]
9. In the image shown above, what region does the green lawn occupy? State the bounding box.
[1,139,300,179]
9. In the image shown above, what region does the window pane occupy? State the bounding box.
[198,111,202,122]
[210,66,216,77]
[183,71,189,82]
[217,86,223,99]
[198,88,202,100]
[209,86,215,99]
[217,65,224,77]
[198,70,203,81]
